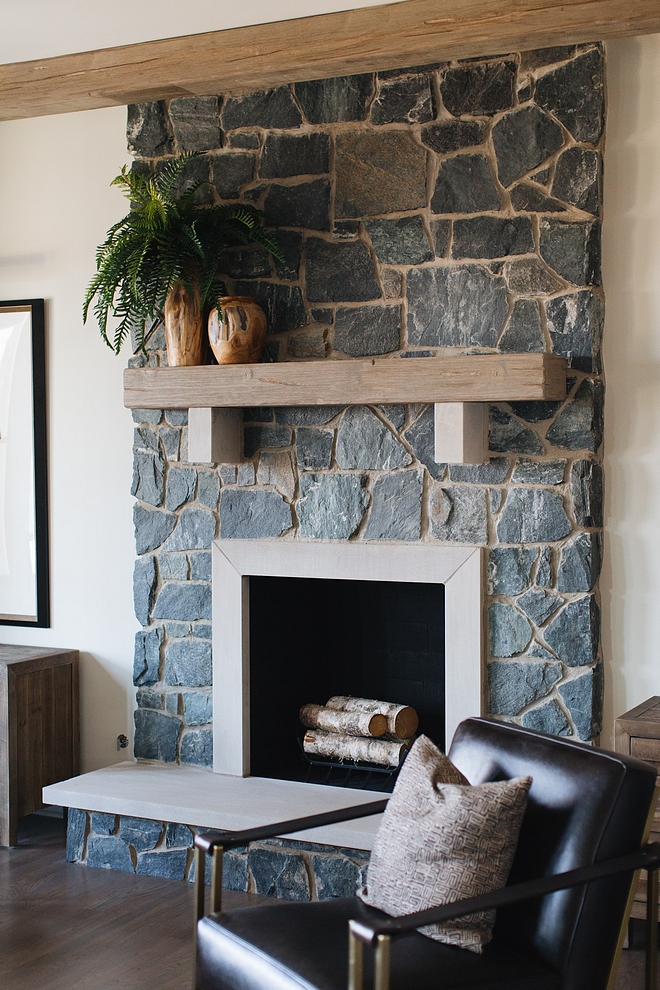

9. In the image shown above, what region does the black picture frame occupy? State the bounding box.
[0,299,49,628]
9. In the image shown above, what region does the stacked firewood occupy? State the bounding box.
[300,696,419,768]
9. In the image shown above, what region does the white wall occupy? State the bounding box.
[602,36,660,745]
[0,106,136,772]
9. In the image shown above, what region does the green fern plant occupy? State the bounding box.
[83,154,282,354]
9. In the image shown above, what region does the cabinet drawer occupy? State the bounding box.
[631,737,660,766]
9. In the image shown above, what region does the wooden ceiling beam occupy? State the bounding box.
[1,0,659,121]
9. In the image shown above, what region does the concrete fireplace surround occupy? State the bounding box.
[214,539,481,775]
[49,44,605,896]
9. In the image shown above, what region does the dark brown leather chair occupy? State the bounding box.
[193,718,660,990]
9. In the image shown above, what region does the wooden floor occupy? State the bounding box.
[615,922,659,990]
[0,813,653,990]
[0,814,269,990]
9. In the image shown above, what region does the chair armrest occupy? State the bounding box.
[194,798,388,853]
[350,841,660,945]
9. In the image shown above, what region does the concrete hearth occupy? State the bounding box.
[45,764,381,897]
[43,762,384,849]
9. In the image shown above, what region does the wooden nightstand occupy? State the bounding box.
[615,697,660,920]
[0,645,79,846]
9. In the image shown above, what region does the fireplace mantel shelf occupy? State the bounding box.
[124,353,566,409]
[124,353,566,464]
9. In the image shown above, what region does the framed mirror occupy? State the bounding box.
[0,299,49,627]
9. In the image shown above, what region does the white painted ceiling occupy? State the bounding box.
[0,0,397,64]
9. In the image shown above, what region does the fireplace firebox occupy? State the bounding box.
[249,576,445,789]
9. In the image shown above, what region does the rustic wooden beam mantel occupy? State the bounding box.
[2,0,660,121]
[123,353,566,410]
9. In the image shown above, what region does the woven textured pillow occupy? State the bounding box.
[360,735,531,953]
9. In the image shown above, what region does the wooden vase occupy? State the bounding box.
[163,282,203,366]
[208,296,268,365]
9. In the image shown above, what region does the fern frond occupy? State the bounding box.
[156,153,201,198]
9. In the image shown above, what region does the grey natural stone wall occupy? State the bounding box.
[128,43,605,766]
[67,810,368,900]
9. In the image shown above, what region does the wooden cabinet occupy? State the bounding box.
[0,645,79,846]
[615,697,660,919]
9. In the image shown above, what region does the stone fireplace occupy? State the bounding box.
[129,43,603,766]
[60,41,605,891]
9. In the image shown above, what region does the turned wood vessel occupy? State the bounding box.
[163,282,203,367]
[208,296,267,365]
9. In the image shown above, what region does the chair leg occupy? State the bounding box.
[193,847,206,990]
[211,845,224,914]
[646,868,658,990]
[348,929,363,990]
[347,929,390,990]
[374,935,391,990]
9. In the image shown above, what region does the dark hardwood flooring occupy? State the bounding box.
[616,921,660,990]
[0,814,268,990]
[0,813,653,989]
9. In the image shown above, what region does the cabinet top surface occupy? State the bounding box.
[0,644,77,666]
[617,696,660,725]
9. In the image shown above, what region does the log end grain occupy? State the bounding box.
[368,713,388,738]
[393,707,419,740]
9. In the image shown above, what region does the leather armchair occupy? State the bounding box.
[193,718,660,990]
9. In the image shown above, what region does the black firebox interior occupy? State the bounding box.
[249,576,445,789]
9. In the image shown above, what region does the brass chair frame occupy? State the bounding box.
[192,799,660,990]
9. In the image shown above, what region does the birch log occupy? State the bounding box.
[303,730,409,768]
[325,696,419,740]
[299,704,387,738]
